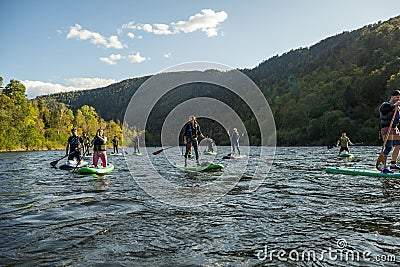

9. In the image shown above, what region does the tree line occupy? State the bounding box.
[29,16,400,146]
[0,78,141,151]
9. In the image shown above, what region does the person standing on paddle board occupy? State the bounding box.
[379,90,400,173]
[91,128,108,167]
[112,135,119,154]
[132,135,140,154]
[183,115,204,167]
[336,132,353,155]
[82,131,91,155]
[230,128,241,156]
[66,128,84,162]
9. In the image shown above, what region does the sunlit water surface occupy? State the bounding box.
[0,146,399,266]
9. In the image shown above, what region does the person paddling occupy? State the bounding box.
[132,135,140,154]
[230,128,241,156]
[379,90,400,173]
[336,132,353,155]
[82,131,91,155]
[66,128,84,163]
[183,115,204,167]
[112,135,119,154]
[91,128,108,167]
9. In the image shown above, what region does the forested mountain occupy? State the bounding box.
[39,16,400,146]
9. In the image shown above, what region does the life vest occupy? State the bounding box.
[92,136,107,151]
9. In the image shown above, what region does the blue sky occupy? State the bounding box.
[1,0,400,98]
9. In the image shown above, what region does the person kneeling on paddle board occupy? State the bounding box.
[66,128,84,163]
[379,90,400,173]
[336,132,353,155]
[92,128,108,167]
[183,115,204,167]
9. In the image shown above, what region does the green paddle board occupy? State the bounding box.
[338,153,352,157]
[325,166,400,178]
[77,164,115,174]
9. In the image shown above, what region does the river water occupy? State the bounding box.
[0,146,399,266]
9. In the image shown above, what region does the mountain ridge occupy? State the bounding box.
[39,15,400,145]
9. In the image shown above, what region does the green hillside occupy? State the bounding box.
[38,16,400,146]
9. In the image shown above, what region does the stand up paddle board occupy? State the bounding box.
[175,163,224,172]
[338,153,352,157]
[59,160,89,170]
[222,154,247,159]
[77,164,114,174]
[325,166,400,178]
[133,152,142,156]
[203,151,217,155]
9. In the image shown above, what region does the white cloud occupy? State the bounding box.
[152,23,173,35]
[65,77,116,88]
[67,24,124,49]
[120,9,228,37]
[128,52,147,63]
[164,52,172,58]
[100,53,123,65]
[22,78,116,99]
[127,32,135,39]
[171,9,228,37]
[99,52,147,64]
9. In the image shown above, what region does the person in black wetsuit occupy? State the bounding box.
[66,128,84,162]
[112,135,119,154]
[183,115,204,167]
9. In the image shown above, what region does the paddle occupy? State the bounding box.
[50,154,69,167]
[152,146,173,155]
[376,107,398,170]
[71,149,89,175]
[350,142,363,146]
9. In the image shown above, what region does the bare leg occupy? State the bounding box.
[390,146,400,166]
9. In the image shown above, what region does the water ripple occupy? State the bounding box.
[0,147,399,266]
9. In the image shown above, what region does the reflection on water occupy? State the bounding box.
[0,146,399,266]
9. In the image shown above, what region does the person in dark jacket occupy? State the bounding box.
[66,128,84,162]
[112,135,119,154]
[183,115,204,166]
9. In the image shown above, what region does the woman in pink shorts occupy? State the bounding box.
[91,128,108,167]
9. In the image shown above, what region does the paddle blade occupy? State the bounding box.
[152,146,173,155]
[152,149,164,155]
[50,160,58,167]
[376,153,386,171]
